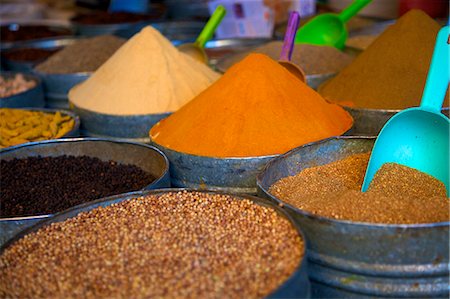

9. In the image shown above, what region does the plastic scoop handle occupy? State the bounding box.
[338,0,372,23]
[280,11,300,61]
[195,5,227,48]
[420,26,449,113]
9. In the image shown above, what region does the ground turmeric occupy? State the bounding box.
[150,53,353,158]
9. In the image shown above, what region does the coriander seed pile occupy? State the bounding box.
[270,153,449,224]
[0,191,304,298]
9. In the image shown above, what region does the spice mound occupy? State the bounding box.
[0,191,304,298]
[319,9,449,109]
[69,26,220,115]
[269,153,449,224]
[0,74,37,98]
[0,108,75,148]
[0,155,155,217]
[150,53,353,157]
[35,35,125,74]
[219,41,354,75]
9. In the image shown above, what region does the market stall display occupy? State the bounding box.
[150,53,352,192]
[69,26,220,141]
[0,108,79,148]
[257,137,449,298]
[1,5,449,298]
[0,138,170,246]
[0,72,45,108]
[0,190,309,298]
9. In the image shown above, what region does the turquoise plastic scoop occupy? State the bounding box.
[362,26,450,195]
[295,0,372,49]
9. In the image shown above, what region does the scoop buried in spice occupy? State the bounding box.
[278,11,306,82]
[362,26,450,194]
[178,5,226,64]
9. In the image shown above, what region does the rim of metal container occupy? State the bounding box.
[150,136,278,160]
[0,22,75,50]
[32,68,92,77]
[0,188,309,298]
[0,137,170,221]
[0,71,43,100]
[318,81,450,113]
[256,135,450,229]
[2,37,80,60]
[0,107,80,139]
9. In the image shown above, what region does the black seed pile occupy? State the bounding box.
[0,156,155,217]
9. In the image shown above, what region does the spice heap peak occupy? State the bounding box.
[69,26,220,115]
[320,9,448,110]
[150,53,353,157]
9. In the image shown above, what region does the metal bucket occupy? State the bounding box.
[1,188,310,299]
[0,72,45,108]
[33,70,90,109]
[256,136,449,298]
[199,38,272,66]
[0,22,74,50]
[0,138,171,246]
[2,38,78,72]
[71,104,171,143]
[317,83,450,136]
[150,140,276,194]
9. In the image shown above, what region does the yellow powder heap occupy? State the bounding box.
[69,26,220,115]
[150,53,353,158]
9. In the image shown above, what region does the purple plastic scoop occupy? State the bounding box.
[279,11,306,82]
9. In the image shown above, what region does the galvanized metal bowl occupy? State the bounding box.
[256,136,449,298]
[71,103,171,143]
[0,22,74,50]
[2,37,78,72]
[201,38,272,66]
[0,138,171,246]
[150,139,277,194]
[318,84,450,136]
[0,71,45,108]
[32,70,90,109]
[0,188,310,299]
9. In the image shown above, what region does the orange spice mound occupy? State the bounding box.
[150,53,353,158]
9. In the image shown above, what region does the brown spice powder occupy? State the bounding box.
[270,153,449,224]
[0,191,303,298]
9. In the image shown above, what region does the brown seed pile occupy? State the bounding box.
[218,41,354,75]
[0,74,36,98]
[35,35,125,74]
[0,191,303,298]
[270,153,449,224]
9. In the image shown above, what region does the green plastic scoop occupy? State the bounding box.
[295,0,372,49]
[178,5,226,64]
[362,26,450,195]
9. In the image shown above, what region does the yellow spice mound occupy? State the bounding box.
[69,26,220,115]
[150,53,353,158]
